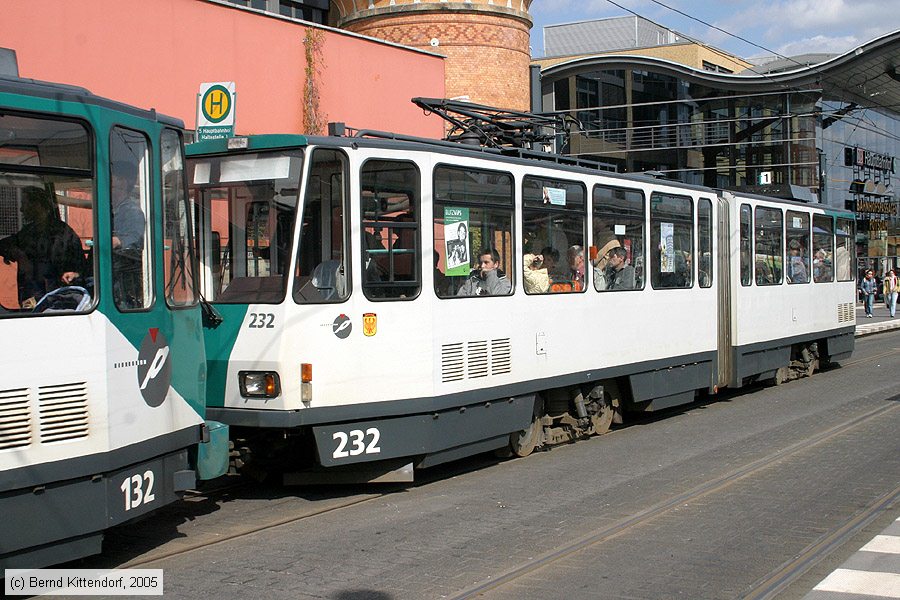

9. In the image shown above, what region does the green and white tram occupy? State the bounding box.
[186,127,855,483]
[0,70,229,568]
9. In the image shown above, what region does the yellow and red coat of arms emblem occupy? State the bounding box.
[363,313,377,337]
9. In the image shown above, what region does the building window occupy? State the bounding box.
[702,61,733,74]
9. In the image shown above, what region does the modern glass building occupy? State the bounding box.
[538,27,900,277]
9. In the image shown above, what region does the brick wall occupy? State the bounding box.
[345,11,531,111]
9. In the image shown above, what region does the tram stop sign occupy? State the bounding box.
[197,82,236,141]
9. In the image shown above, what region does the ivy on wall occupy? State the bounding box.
[303,28,326,134]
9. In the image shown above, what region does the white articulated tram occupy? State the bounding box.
[186,129,856,482]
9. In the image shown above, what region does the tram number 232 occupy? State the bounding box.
[119,470,156,511]
[332,428,382,459]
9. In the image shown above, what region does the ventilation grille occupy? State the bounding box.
[441,343,465,383]
[491,338,511,375]
[838,302,855,323]
[38,382,89,443]
[441,338,512,383]
[0,388,31,450]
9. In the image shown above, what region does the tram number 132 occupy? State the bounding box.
[332,428,382,459]
[119,470,156,511]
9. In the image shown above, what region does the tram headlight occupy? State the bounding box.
[239,371,280,398]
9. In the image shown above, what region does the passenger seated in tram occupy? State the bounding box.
[540,246,564,281]
[592,239,621,292]
[457,247,511,296]
[606,246,636,290]
[522,253,550,293]
[813,249,833,281]
[565,245,586,291]
[787,240,808,283]
[0,186,86,309]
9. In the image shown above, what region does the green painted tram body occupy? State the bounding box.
[0,74,228,569]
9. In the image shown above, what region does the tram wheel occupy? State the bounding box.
[806,359,818,378]
[591,400,614,436]
[510,416,542,457]
[774,366,790,386]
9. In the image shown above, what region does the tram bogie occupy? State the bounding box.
[185,126,855,484]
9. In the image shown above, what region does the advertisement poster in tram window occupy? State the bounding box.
[660,222,675,273]
[444,207,470,276]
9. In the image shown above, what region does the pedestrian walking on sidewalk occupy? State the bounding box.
[883,269,898,318]
[860,270,877,318]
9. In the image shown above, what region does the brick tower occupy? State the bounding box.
[330,0,533,111]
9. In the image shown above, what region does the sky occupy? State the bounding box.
[529,0,900,60]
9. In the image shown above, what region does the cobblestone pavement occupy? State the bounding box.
[802,516,900,600]
[63,330,900,600]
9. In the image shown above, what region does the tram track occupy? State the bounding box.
[740,483,900,599]
[447,398,900,600]
[115,342,900,575]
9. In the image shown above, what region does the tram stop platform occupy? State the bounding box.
[854,303,900,337]
[802,517,900,599]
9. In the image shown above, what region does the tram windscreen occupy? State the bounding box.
[188,150,302,303]
[0,113,94,314]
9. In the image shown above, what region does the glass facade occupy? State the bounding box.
[545,65,900,279]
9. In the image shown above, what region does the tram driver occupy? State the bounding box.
[457,248,511,296]
[0,186,85,309]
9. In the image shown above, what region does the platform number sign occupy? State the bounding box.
[197,81,236,141]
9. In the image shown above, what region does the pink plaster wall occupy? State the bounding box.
[2,0,444,137]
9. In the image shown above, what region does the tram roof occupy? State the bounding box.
[186,134,309,156]
[187,131,854,216]
[0,74,184,128]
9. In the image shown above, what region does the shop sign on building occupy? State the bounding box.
[844,146,895,173]
[197,82,236,141]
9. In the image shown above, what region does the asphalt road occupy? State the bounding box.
[70,330,900,600]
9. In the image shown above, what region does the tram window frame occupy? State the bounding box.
[812,214,834,283]
[649,192,693,290]
[360,158,421,301]
[740,204,752,286]
[591,184,644,292]
[110,125,154,312]
[785,210,810,285]
[161,128,199,309]
[522,175,587,295]
[432,164,514,299]
[754,206,783,286]
[0,112,96,316]
[835,218,855,282]
[293,148,351,304]
[698,198,713,288]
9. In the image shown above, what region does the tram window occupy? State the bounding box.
[754,206,783,286]
[785,211,810,284]
[698,198,713,288]
[835,218,855,281]
[592,185,643,292]
[812,214,835,283]
[0,114,94,315]
[0,112,91,171]
[189,149,302,303]
[740,204,752,286]
[110,127,152,310]
[650,192,693,289]
[432,165,513,298]
[294,149,350,303]
[522,175,586,294]
[361,159,420,300]
[161,129,198,308]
